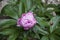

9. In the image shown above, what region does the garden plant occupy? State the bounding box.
[0,0,60,40]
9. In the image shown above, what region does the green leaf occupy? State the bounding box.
[33,25,49,35]
[54,35,60,40]
[0,29,16,35]
[25,0,32,11]
[36,16,49,27]
[8,0,18,5]
[34,33,40,39]
[54,28,60,36]
[35,0,41,6]
[23,32,28,40]
[20,0,25,3]
[45,10,53,18]
[30,5,36,12]
[46,4,57,8]
[1,5,18,19]
[41,36,49,40]
[19,2,23,17]
[50,16,60,33]
[7,31,19,40]
[37,6,45,17]
[50,35,55,40]
[0,19,16,28]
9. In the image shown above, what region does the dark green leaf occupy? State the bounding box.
[54,35,60,40]
[0,29,16,35]
[54,28,60,36]
[23,32,28,40]
[34,33,40,39]
[41,36,49,40]
[7,31,19,40]
[49,34,55,40]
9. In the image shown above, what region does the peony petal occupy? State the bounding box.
[22,13,26,17]
[24,27,29,30]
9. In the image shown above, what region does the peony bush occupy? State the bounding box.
[0,0,60,40]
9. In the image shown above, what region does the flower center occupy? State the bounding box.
[28,21,30,23]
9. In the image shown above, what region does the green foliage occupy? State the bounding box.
[1,5,19,19]
[49,16,60,33]
[7,32,18,40]
[41,36,49,40]
[33,25,49,35]
[0,0,60,40]
[0,19,16,28]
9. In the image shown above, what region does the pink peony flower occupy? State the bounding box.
[17,12,37,30]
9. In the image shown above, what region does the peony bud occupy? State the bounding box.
[17,11,37,30]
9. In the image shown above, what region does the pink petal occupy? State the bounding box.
[22,13,26,17]
[24,27,29,30]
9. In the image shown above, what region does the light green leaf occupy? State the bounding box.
[0,19,16,28]
[19,2,22,17]
[24,0,32,12]
[8,0,17,5]
[26,0,31,10]
[50,16,60,33]
[33,25,49,35]
[36,16,49,27]
[30,5,36,12]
